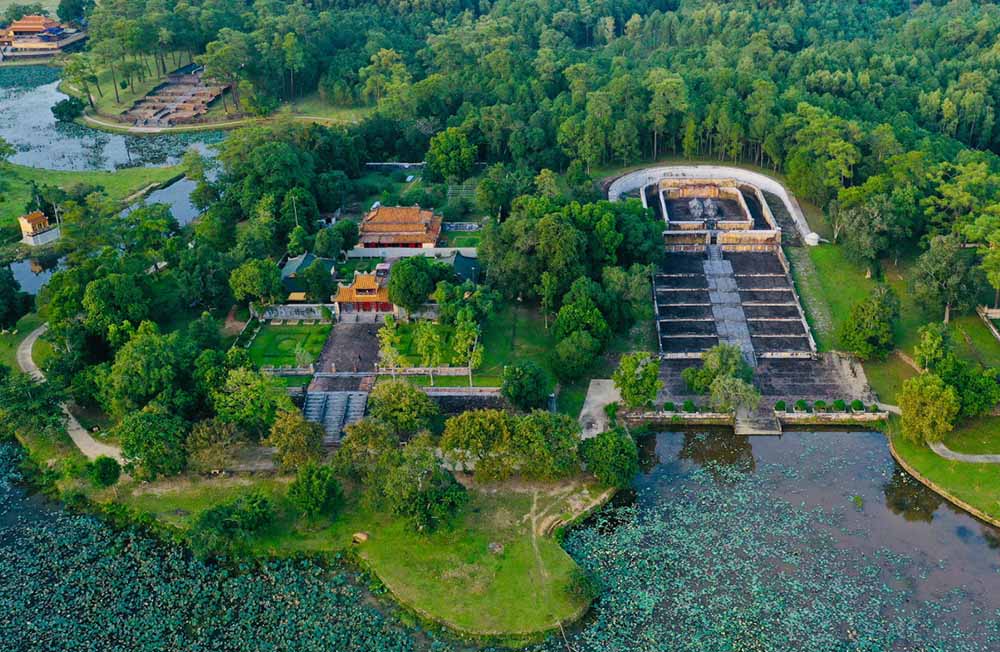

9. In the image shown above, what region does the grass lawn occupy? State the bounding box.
[441,230,482,248]
[944,417,1000,455]
[114,470,604,640]
[0,312,44,371]
[863,354,917,405]
[1,162,181,230]
[283,93,373,124]
[890,427,1000,522]
[247,322,331,368]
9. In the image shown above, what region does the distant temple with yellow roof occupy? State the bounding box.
[0,15,86,61]
[17,210,60,246]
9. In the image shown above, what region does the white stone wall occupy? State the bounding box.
[607,165,819,246]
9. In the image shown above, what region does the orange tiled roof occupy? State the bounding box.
[359,205,442,246]
[9,15,59,33]
[20,210,48,226]
[334,285,389,304]
[333,271,390,303]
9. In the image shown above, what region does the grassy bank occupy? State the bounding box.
[890,426,1000,524]
[0,311,44,370]
[103,470,605,641]
[1,162,181,229]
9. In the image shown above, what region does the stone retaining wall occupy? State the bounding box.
[888,437,1000,529]
[776,410,888,425]
[622,411,734,427]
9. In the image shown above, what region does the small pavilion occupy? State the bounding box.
[333,263,394,313]
[18,211,60,246]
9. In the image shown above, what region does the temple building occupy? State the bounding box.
[0,15,86,60]
[333,263,394,313]
[280,252,335,302]
[17,211,60,246]
[358,205,442,249]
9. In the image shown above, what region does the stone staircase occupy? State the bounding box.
[303,391,368,446]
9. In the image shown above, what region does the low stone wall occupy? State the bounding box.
[776,410,887,426]
[621,410,734,427]
[607,165,818,245]
[977,306,1000,343]
[260,304,335,321]
[377,366,471,377]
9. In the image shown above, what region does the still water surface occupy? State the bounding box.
[0,66,222,171]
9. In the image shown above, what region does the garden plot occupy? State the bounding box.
[247,322,332,368]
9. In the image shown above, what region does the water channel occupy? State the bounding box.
[2,430,998,650]
[2,66,221,293]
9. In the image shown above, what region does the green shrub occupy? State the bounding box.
[580,428,639,489]
[683,400,696,413]
[663,401,675,412]
[794,399,809,412]
[832,399,846,412]
[774,400,786,412]
[604,401,619,421]
[88,456,121,487]
[288,463,343,518]
[851,399,864,411]
[188,490,275,559]
[814,400,827,411]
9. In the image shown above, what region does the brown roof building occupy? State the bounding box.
[358,205,442,249]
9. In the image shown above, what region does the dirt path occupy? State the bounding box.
[17,324,124,463]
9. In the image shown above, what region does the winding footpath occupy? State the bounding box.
[880,401,1000,464]
[17,324,124,463]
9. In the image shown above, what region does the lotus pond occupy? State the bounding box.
[0,66,222,171]
[2,430,999,651]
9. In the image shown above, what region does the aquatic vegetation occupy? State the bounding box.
[533,432,1000,652]
[0,445,419,652]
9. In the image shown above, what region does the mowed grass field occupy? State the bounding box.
[113,471,597,639]
[246,322,331,367]
[1,162,181,230]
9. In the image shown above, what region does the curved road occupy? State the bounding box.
[17,324,124,463]
[929,441,1000,464]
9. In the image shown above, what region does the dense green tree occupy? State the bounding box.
[910,235,980,324]
[387,256,447,315]
[580,428,638,489]
[384,434,467,533]
[229,259,283,306]
[838,286,899,361]
[0,269,32,329]
[266,410,325,471]
[116,409,188,480]
[212,368,292,439]
[899,373,960,445]
[425,127,475,182]
[300,260,334,302]
[501,360,551,411]
[288,463,343,518]
[367,379,439,436]
[709,376,761,413]
[186,418,248,473]
[682,344,752,394]
[612,353,662,409]
[439,409,516,481]
[552,330,601,382]
[512,411,581,480]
